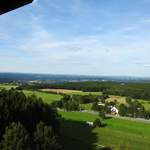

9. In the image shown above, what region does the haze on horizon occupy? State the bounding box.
[1,0,150,77]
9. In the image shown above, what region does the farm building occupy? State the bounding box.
[110,106,119,115]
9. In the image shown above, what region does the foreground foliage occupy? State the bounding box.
[0,89,62,150]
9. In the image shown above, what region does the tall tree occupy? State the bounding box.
[34,121,62,150]
[0,122,31,150]
[119,104,127,116]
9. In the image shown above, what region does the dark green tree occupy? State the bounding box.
[91,102,99,111]
[93,119,102,128]
[99,109,106,119]
[34,121,62,150]
[100,93,109,103]
[126,97,132,104]
[119,104,127,116]
[0,122,31,150]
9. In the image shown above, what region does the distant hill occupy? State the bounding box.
[0,72,150,83]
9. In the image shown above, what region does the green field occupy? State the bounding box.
[0,84,62,104]
[0,84,17,90]
[23,90,62,104]
[59,111,150,150]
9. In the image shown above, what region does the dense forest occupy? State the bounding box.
[0,89,62,150]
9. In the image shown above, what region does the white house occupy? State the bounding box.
[110,106,119,114]
[86,121,93,127]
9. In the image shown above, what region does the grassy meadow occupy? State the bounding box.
[59,111,150,150]
[23,90,62,104]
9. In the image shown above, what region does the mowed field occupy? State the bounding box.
[23,90,62,104]
[59,111,150,150]
[40,89,102,95]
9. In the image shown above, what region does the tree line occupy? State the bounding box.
[118,97,150,119]
[51,94,101,111]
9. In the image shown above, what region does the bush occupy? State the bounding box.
[93,119,102,128]
[119,104,128,116]
[91,102,99,111]
[61,95,80,111]
[51,101,63,108]
[99,110,106,119]
[0,122,31,150]
[34,121,62,150]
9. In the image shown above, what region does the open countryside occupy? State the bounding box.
[1,84,150,111]
[1,0,150,149]
[0,83,150,149]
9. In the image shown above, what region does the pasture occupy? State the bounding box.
[23,90,62,104]
[59,111,150,150]
[40,89,102,95]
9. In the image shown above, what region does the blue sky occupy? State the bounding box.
[1,0,150,76]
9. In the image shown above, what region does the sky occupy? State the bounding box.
[1,0,150,76]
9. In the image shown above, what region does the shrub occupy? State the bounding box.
[93,119,102,128]
[0,122,31,150]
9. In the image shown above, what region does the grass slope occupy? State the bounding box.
[23,90,62,104]
[59,111,150,150]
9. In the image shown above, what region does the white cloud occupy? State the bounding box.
[143,64,150,67]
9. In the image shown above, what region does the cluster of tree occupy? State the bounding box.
[78,94,99,104]
[0,89,62,150]
[105,88,150,100]
[52,95,80,111]
[52,94,101,111]
[93,119,105,128]
[119,97,150,119]
[91,102,109,119]
[91,94,110,119]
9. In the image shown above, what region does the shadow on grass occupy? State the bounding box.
[61,119,109,150]
[104,116,112,120]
